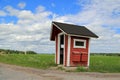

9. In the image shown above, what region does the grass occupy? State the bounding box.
[0,54,56,69]
[76,66,88,72]
[89,55,120,73]
[0,54,119,72]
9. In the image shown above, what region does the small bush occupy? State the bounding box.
[26,51,37,54]
[76,66,88,72]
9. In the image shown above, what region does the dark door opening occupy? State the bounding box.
[60,34,64,64]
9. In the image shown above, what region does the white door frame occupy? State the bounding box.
[67,35,71,66]
[57,32,65,65]
[87,38,91,67]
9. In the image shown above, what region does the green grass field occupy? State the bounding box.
[90,55,120,73]
[0,54,119,72]
[0,54,56,69]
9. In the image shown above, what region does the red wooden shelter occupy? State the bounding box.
[50,21,98,67]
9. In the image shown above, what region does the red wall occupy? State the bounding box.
[70,36,89,66]
[55,35,58,64]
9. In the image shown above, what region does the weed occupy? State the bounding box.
[76,66,88,72]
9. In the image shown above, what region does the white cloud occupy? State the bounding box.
[113,34,120,38]
[18,2,26,9]
[4,6,20,16]
[36,6,45,12]
[0,5,54,53]
[18,10,34,19]
[0,10,7,16]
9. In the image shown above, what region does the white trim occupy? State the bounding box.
[67,35,71,66]
[50,23,66,41]
[87,39,91,67]
[52,23,67,34]
[73,39,86,48]
[57,33,60,64]
[68,34,97,38]
[57,32,65,64]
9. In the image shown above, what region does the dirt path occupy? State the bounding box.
[0,63,120,80]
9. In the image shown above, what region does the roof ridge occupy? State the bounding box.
[52,21,85,27]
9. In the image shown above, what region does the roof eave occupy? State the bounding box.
[52,22,67,34]
[68,34,99,38]
[50,22,67,41]
[50,22,53,41]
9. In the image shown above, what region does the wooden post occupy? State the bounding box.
[25,51,26,55]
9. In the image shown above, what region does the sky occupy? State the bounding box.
[0,0,120,53]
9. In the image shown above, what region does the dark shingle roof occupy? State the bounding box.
[52,21,98,38]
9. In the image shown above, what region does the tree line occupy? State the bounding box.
[91,53,120,56]
[0,49,37,54]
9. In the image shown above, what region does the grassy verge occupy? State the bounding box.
[89,55,120,73]
[0,54,119,72]
[0,54,56,69]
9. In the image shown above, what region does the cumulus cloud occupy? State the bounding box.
[18,2,26,9]
[0,5,54,53]
[4,6,20,16]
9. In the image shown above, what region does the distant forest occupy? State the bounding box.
[0,49,37,54]
[0,48,120,56]
[91,53,120,56]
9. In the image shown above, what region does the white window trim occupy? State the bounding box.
[73,39,86,48]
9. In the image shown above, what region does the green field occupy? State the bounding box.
[0,54,119,72]
[90,55,120,72]
[0,54,56,69]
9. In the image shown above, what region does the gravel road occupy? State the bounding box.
[0,63,120,80]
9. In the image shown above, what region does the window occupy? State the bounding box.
[74,39,86,48]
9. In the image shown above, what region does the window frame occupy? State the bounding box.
[73,39,86,48]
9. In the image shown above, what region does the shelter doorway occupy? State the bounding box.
[59,34,64,64]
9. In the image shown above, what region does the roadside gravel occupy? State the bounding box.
[0,63,120,80]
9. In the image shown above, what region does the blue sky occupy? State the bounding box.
[0,0,82,24]
[0,0,81,21]
[0,0,120,53]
